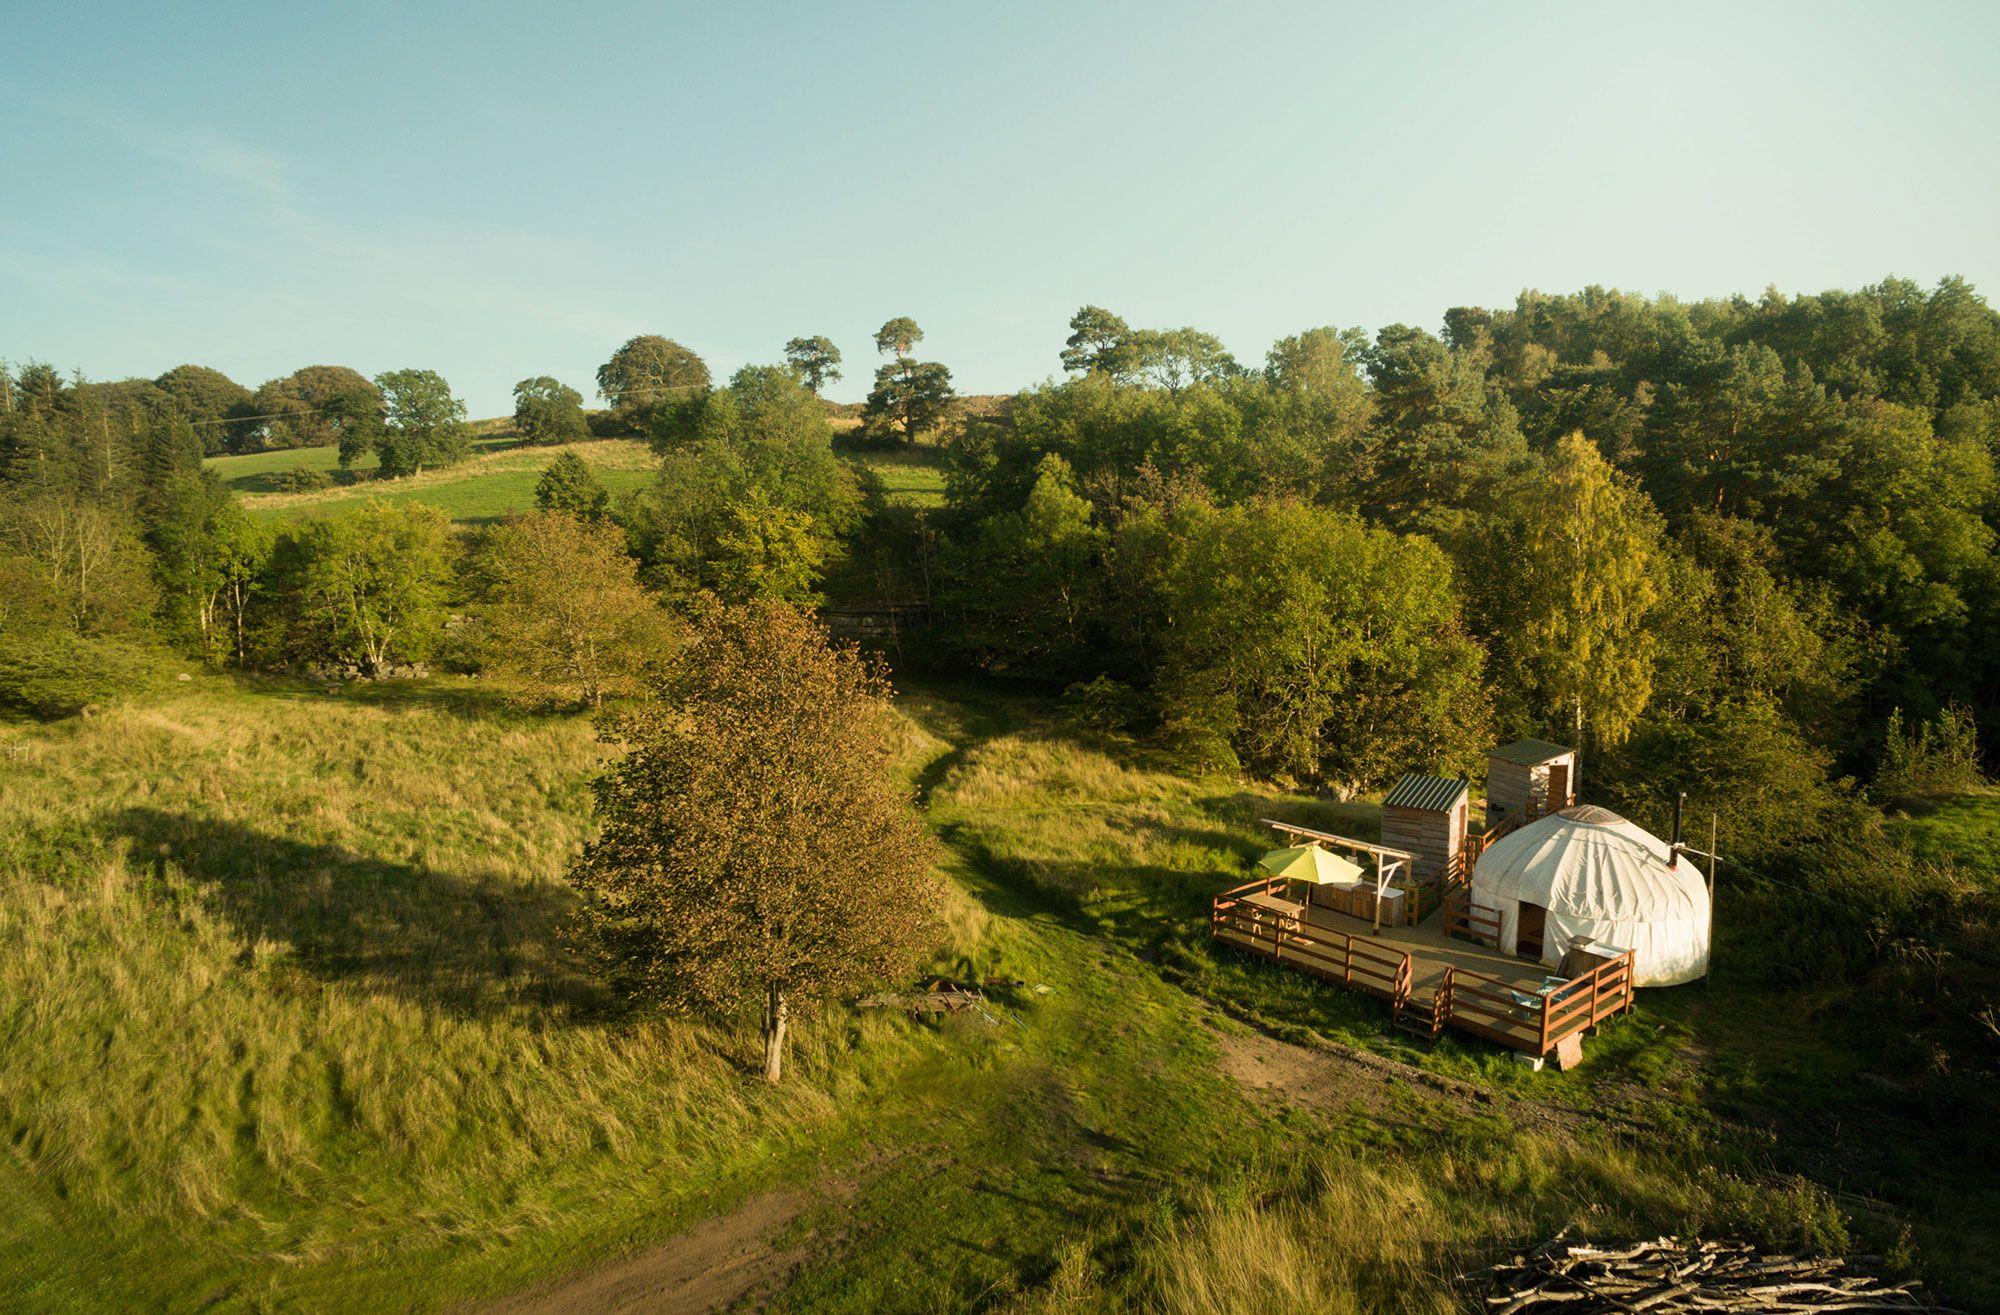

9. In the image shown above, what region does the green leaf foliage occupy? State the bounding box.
[511,376,590,445]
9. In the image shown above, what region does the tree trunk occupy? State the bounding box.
[761,982,788,1083]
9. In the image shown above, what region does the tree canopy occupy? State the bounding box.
[370,369,470,477]
[242,366,380,454]
[783,336,842,393]
[568,600,937,1081]
[597,335,711,408]
[474,511,674,708]
[512,376,590,445]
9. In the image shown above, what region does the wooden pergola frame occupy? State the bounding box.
[1260,819,1417,931]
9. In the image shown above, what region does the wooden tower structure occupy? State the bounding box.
[1380,773,1471,911]
[1484,739,1577,830]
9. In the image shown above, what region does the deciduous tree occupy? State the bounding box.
[267,503,450,675]
[569,600,938,1082]
[512,376,590,445]
[372,369,470,477]
[154,365,252,455]
[1462,432,1665,747]
[243,366,380,454]
[476,511,674,708]
[596,335,710,424]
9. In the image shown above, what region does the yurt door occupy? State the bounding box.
[1517,902,1547,960]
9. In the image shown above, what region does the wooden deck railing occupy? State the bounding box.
[1441,886,1503,948]
[1213,877,1638,1063]
[1537,949,1635,1052]
[1464,801,1536,866]
[1211,877,1414,1005]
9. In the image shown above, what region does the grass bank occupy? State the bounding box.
[0,675,1980,1309]
[204,433,658,525]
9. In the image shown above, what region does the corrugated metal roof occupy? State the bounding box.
[1489,738,1573,766]
[1382,773,1469,812]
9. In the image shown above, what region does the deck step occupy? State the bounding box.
[1393,1001,1441,1041]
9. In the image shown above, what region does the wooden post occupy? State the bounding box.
[1705,814,1718,990]
[1589,966,1601,1026]
[1344,935,1353,985]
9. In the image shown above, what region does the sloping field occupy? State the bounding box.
[0,675,1900,1312]
[207,437,658,524]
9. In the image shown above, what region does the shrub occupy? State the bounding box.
[1879,705,1986,799]
[272,467,333,493]
[1062,675,1144,732]
[0,634,168,719]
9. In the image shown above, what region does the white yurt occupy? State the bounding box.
[1469,804,1710,986]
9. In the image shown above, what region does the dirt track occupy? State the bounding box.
[479,1190,810,1315]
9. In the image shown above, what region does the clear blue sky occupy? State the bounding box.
[4,1,1997,416]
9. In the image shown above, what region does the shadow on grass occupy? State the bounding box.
[105,806,607,1021]
[226,672,558,724]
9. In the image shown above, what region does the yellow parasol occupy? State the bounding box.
[1255,844,1363,885]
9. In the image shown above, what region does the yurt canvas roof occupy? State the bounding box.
[1470,804,1710,986]
[1474,805,1702,921]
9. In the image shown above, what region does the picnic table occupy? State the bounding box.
[1241,889,1305,930]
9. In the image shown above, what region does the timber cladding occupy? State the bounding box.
[1381,773,1470,885]
[1484,741,1577,829]
[1381,800,1465,883]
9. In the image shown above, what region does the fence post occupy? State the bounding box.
[1344,935,1353,985]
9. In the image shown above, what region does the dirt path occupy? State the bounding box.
[478,1189,811,1315]
[1214,1024,1648,1139]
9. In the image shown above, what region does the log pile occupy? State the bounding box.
[1462,1235,1956,1313]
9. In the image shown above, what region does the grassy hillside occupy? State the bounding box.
[1891,789,2000,887]
[203,428,943,529]
[848,445,946,509]
[8,670,1983,1310]
[204,431,657,525]
[203,422,520,494]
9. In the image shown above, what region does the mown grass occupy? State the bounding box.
[202,419,521,494]
[844,446,946,509]
[1890,788,2000,888]
[0,675,1976,1310]
[204,433,658,525]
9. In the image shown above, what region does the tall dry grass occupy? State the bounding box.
[0,679,958,1298]
[1139,1133,1844,1315]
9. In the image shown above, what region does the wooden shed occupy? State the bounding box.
[1381,773,1470,903]
[1484,739,1577,830]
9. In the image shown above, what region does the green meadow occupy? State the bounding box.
[2,671,1988,1311]
[204,432,659,525]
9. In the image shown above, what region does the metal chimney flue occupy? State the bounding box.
[1669,790,1686,867]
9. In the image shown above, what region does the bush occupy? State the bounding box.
[1062,675,1144,732]
[0,634,169,719]
[1879,705,1986,799]
[272,467,333,493]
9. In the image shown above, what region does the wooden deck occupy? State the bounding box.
[1211,876,1635,1065]
[1301,904,1545,994]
